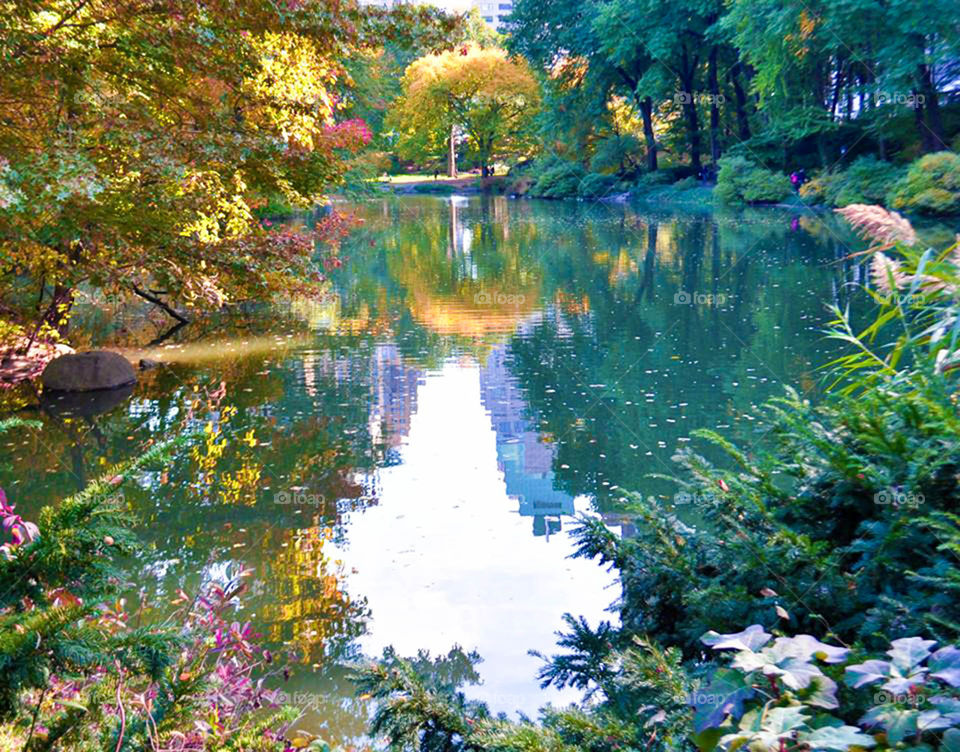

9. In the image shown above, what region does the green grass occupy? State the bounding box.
[375,168,508,184]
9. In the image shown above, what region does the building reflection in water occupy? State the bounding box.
[480,344,574,538]
[368,343,422,464]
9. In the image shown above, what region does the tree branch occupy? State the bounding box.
[132,285,190,324]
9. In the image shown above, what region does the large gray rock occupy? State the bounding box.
[41,351,136,392]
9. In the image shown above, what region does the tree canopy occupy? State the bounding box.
[389,45,541,177]
[506,0,960,176]
[0,0,451,346]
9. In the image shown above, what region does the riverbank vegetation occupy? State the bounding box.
[0,431,298,751]
[505,0,959,207]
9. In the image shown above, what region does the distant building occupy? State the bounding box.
[468,0,512,29]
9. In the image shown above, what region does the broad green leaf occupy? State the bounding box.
[800,725,877,750]
[846,660,890,688]
[762,706,809,734]
[942,728,960,752]
[701,625,772,652]
[803,676,840,710]
[787,636,850,664]
[732,638,827,690]
[692,668,756,732]
[888,638,937,673]
[692,726,725,752]
[881,709,919,744]
[930,646,960,687]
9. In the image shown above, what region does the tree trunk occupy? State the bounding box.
[729,63,751,141]
[448,124,458,178]
[816,135,829,168]
[919,64,947,152]
[51,284,74,337]
[680,48,702,174]
[830,63,845,119]
[914,92,932,152]
[708,46,721,167]
[639,96,658,171]
[682,95,702,174]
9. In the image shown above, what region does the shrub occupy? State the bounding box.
[695,627,960,752]
[0,430,298,751]
[632,170,673,194]
[590,134,643,175]
[714,156,792,204]
[798,173,831,203]
[529,160,587,198]
[887,151,960,215]
[578,172,618,198]
[833,156,903,205]
[801,156,904,207]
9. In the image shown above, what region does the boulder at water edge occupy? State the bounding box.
[41,350,136,392]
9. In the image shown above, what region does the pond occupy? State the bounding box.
[2,195,867,745]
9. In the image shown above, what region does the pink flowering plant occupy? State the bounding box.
[0,429,308,751]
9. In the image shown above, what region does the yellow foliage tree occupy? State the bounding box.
[389,45,540,177]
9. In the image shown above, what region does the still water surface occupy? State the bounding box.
[3,195,866,743]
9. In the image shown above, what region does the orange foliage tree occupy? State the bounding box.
[0,0,425,347]
[389,45,540,177]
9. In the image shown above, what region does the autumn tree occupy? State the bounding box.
[389,45,540,178]
[0,0,434,354]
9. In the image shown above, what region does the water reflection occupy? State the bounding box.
[481,344,574,538]
[2,195,887,744]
